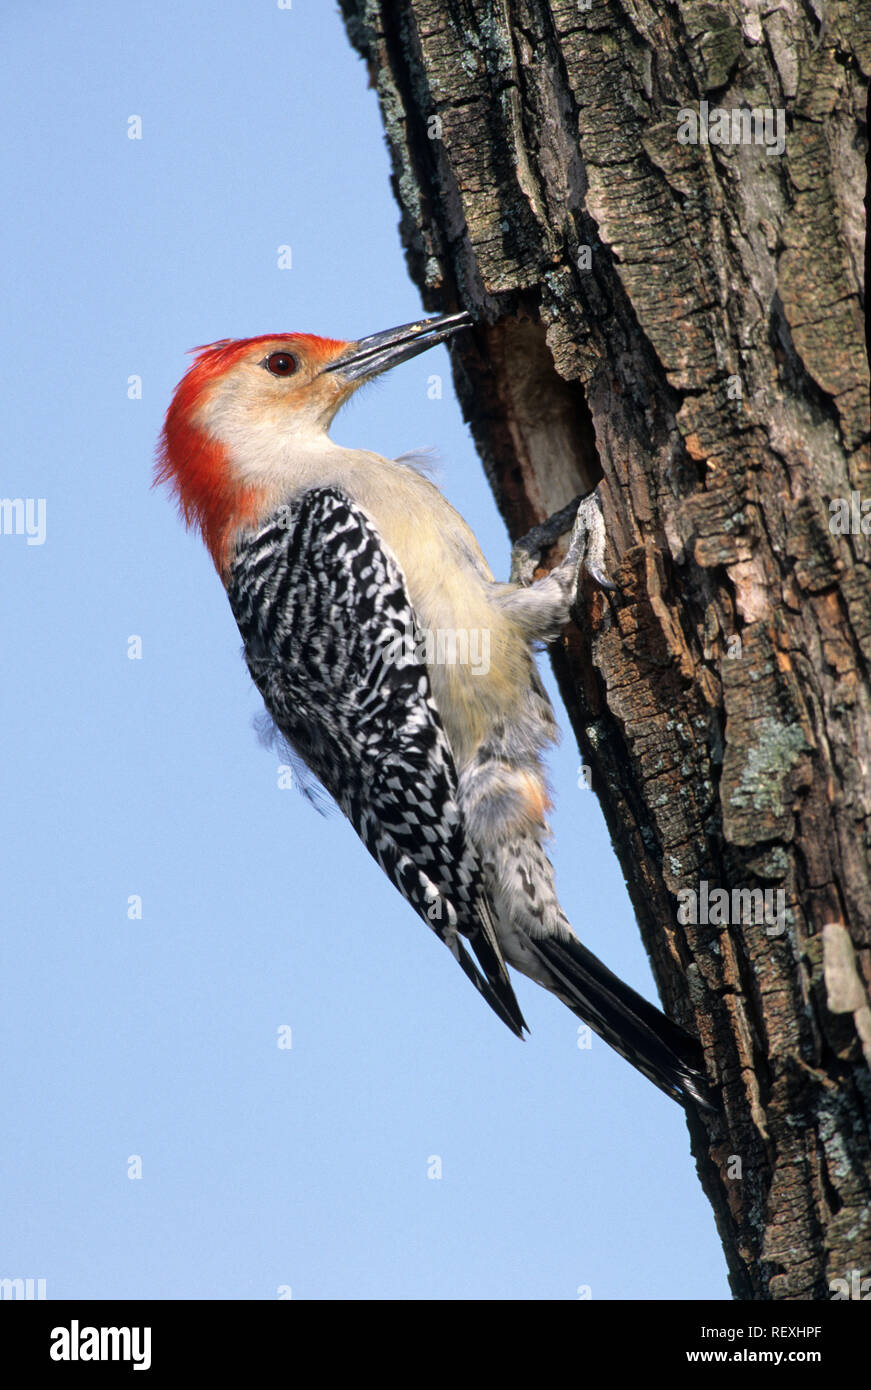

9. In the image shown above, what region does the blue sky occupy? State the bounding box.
[1,2,729,1299]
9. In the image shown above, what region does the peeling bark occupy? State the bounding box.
[339,0,871,1299]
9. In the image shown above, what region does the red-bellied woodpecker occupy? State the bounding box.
[157,310,713,1111]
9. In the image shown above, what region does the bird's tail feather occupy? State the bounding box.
[452,932,527,1038]
[524,932,715,1111]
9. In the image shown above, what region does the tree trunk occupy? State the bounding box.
[339,0,871,1300]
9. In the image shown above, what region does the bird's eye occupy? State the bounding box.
[263,352,297,377]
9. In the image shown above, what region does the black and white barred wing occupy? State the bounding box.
[227,486,526,1037]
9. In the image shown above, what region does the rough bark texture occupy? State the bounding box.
[339,0,871,1300]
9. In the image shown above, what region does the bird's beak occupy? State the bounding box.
[322,311,473,383]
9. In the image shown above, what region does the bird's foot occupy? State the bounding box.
[563,489,616,592]
[510,487,615,592]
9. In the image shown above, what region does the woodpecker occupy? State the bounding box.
[157,310,713,1111]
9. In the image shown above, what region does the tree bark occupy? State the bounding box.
[339,0,871,1300]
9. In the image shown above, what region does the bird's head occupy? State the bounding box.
[156,311,472,572]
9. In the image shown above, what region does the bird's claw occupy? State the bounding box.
[568,491,615,594]
[510,488,614,593]
[509,496,581,586]
[586,561,616,591]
